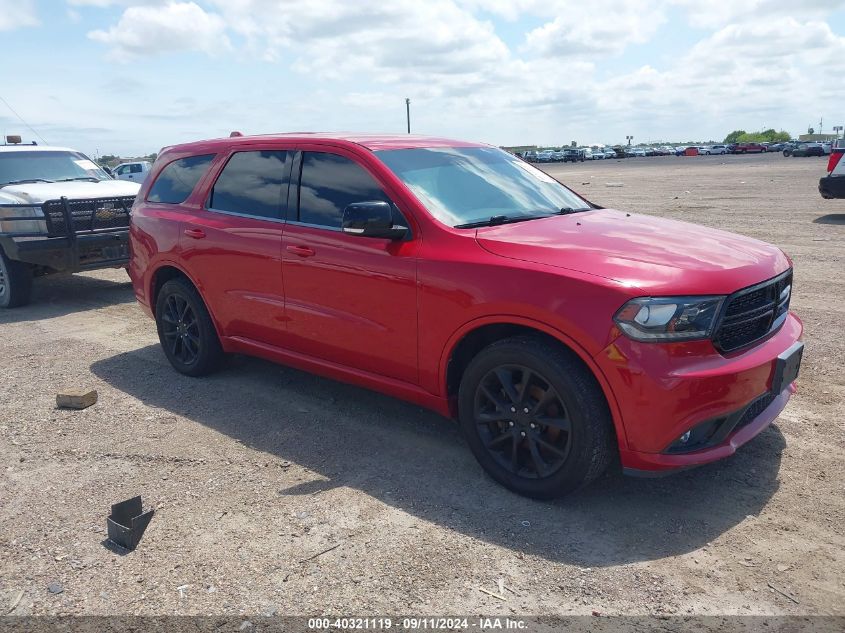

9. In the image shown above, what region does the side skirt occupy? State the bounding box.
[223,336,451,418]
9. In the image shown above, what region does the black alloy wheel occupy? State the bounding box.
[458,336,615,498]
[155,277,223,376]
[160,293,201,367]
[473,365,572,479]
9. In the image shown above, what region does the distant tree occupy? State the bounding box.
[808,126,815,135]
[731,129,792,144]
[724,130,746,144]
[143,153,158,162]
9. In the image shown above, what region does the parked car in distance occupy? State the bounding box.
[561,148,584,163]
[113,160,152,183]
[785,143,825,157]
[0,142,139,307]
[536,150,555,163]
[819,141,845,198]
[732,142,766,154]
[522,150,539,162]
[702,145,729,155]
[130,132,803,499]
[625,147,646,157]
[767,143,787,153]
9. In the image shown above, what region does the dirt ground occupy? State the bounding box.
[1,153,843,617]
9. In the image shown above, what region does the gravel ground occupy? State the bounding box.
[0,153,843,617]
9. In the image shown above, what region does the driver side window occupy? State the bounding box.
[297,152,390,229]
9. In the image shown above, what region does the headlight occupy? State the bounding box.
[0,205,46,234]
[0,205,43,219]
[614,296,725,342]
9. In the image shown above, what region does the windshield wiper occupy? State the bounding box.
[0,178,55,189]
[455,214,555,229]
[455,208,591,228]
[56,177,101,182]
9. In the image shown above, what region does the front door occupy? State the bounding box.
[281,148,418,384]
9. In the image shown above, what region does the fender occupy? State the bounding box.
[439,314,629,450]
[147,258,228,345]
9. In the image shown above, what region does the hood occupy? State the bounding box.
[0,180,140,205]
[476,209,790,295]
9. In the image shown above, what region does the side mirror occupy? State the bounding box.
[342,201,408,240]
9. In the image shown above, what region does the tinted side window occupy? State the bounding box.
[147,154,215,204]
[298,152,389,228]
[209,150,289,219]
[130,164,143,174]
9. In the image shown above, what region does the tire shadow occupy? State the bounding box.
[91,345,785,567]
[813,214,845,225]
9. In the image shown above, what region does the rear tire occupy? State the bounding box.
[458,336,615,499]
[155,277,223,376]
[0,248,34,309]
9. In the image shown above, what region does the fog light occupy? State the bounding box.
[679,430,691,444]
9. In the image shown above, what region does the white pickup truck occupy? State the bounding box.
[0,142,140,307]
[113,160,152,183]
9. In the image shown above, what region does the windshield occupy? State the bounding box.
[0,150,111,186]
[376,146,591,227]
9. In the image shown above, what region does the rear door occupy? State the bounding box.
[179,145,292,347]
[280,146,419,384]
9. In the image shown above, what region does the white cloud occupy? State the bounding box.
[210,0,510,87]
[0,0,39,31]
[672,0,845,28]
[597,16,845,138]
[88,1,231,60]
[522,1,666,57]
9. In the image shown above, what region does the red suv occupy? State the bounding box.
[129,133,803,498]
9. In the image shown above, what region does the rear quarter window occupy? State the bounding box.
[147,154,215,204]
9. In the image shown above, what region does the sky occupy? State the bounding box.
[2,0,845,157]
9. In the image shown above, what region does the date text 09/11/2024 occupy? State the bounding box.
[307,617,528,630]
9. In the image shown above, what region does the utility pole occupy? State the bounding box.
[405,98,411,134]
[626,135,633,146]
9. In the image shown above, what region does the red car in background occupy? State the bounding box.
[129,133,803,498]
[732,142,767,154]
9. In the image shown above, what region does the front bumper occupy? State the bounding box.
[0,230,129,272]
[595,311,803,474]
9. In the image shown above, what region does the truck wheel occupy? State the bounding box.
[155,277,224,376]
[0,248,34,308]
[458,336,615,499]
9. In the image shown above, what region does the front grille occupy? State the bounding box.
[713,270,792,353]
[42,196,134,238]
[735,392,777,431]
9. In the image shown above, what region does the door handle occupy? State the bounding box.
[184,228,206,239]
[286,245,316,257]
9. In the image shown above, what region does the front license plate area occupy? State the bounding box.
[771,342,803,394]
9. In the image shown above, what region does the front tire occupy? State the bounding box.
[155,277,223,376]
[458,336,615,499]
[0,248,33,309]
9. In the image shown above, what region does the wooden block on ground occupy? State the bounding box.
[56,389,98,410]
